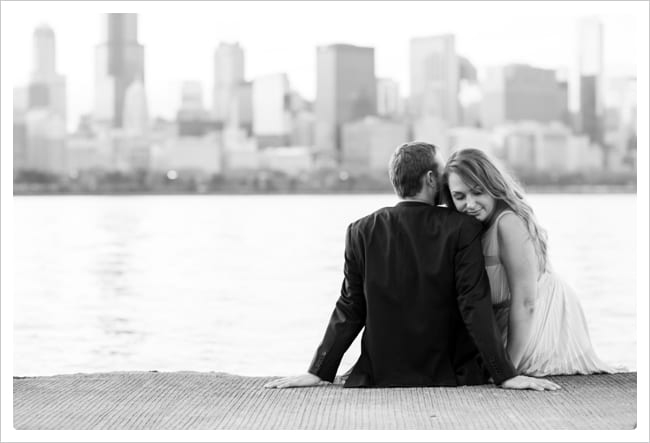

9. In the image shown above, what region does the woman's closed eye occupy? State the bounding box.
[468,186,484,196]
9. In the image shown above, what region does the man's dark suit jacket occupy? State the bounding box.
[308,200,517,388]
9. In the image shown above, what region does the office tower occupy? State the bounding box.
[14,87,28,172]
[94,13,145,128]
[32,25,55,77]
[122,78,149,135]
[604,76,636,167]
[481,64,565,128]
[22,25,67,173]
[235,81,253,135]
[410,34,459,125]
[577,17,604,145]
[252,73,292,148]
[315,44,376,161]
[181,81,205,111]
[376,78,401,118]
[556,68,571,128]
[177,81,211,137]
[28,24,66,120]
[458,56,481,126]
[287,91,315,147]
[213,42,245,125]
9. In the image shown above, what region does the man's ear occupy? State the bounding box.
[426,171,437,189]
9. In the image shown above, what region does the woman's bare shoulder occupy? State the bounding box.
[496,211,529,243]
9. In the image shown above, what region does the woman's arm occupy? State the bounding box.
[497,212,539,370]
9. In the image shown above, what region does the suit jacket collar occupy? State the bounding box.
[396,200,435,207]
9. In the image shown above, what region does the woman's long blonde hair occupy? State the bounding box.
[441,148,549,273]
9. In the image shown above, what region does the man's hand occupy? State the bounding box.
[263,373,325,389]
[500,375,561,391]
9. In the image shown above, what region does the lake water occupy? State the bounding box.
[13,193,636,376]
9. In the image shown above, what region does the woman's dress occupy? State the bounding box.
[483,210,621,376]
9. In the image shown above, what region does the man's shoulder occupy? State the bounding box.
[348,206,393,229]
[436,207,485,237]
[349,205,480,229]
[444,207,482,224]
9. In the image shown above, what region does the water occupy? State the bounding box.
[13,194,636,376]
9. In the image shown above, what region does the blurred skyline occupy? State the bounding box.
[4,1,643,131]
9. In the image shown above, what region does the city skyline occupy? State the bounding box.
[3,1,642,131]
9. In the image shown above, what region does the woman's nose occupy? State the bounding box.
[465,195,476,209]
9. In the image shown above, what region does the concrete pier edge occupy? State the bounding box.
[13,371,636,430]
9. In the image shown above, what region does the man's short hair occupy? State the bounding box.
[388,141,442,198]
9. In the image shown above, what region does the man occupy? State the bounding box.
[265,142,559,391]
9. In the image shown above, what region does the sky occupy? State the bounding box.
[1,0,645,131]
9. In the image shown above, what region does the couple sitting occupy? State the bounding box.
[266,141,618,391]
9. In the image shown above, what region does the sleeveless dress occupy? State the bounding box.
[483,210,621,376]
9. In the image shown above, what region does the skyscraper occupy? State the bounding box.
[14,87,28,172]
[410,34,459,126]
[122,79,149,135]
[177,81,211,137]
[29,24,66,120]
[481,64,565,128]
[252,73,292,148]
[94,13,145,128]
[315,44,376,161]
[21,24,67,174]
[376,78,402,118]
[180,81,205,112]
[577,17,604,146]
[213,42,245,125]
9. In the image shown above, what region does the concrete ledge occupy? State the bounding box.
[13,371,636,430]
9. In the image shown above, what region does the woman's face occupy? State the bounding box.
[447,172,497,223]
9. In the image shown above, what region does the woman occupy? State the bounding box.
[441,148,620,376]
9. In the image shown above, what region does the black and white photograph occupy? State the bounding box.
[1,0,648,440]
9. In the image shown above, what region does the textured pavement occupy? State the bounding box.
[13,371,636,430]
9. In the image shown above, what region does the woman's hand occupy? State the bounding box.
[500,375,561,391]
[263,373,324,389]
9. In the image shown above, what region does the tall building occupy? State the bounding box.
[481,64,565,129]
[376,78,402,118]
[94,13,145,128]
[315,44,376,162]
[604,76,637,169]
[20,25,68,174]
[14,87,28,172]
[213,42,245,125]
[577,17,604,146]
[122,79,149,135]
[180,81,204,111]
[458,56,481,127]
[409,34,459,125]
[288,91,315,147]
[252,73,292,148]
[28,24,67,120]
[555,68,572,128]
[235,81,253,135]
[177,81,212,137]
